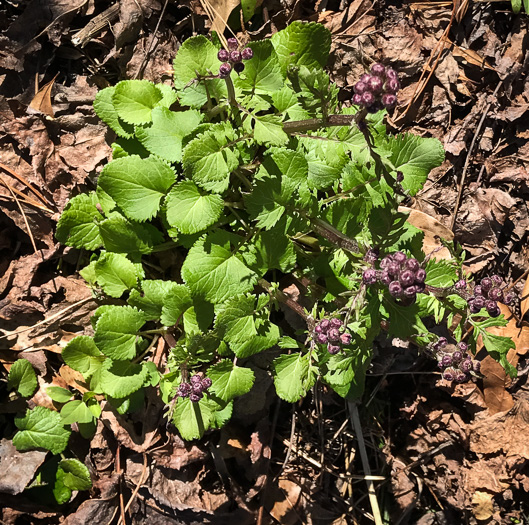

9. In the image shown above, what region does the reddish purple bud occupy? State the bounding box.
[472,360,481,373]
[192,382,203,394]
[230,50,242,63]
[330,318,343,329]
[387,262,400,277]
[190,374,202,384]
[414,282,426,293]
[340,332,352,345]
[451,350,464,363]
[473,296,486,310]
[399,270,415,287]
[218,49,229,62]
[381,93,397,109]
[415,268,427,283]
[455,279,467,290]
[241,47,253,60]
[474,285,483,297]
[201,377,212,389]
[233,62,245,73]
[403,286,416,300]
[189,392,203,403]
[365,247,379,264]
[371,63,386,77]
[393,252,407,264]
[503,293,514,305]
[315,324,323,334]
[460,359,473,373]
[227,37,238,50]
[360,73,372,83]
[386,78,400,93]
[455,372,468,383]
[353,93,363,105]
[219,62,232,78]
[442,368,457,381]
[491,275,503,286]
[437,337,448,348]
[354,81,369,94]
[385,68,398,80]
[361,91,375,106]
[441,354,452,367]
[363,269,378,285]
[377,270,390,285]
[488,288,503,301]
[405,258,420,272]
[328,328,341,342]
[327,344,341,355]
[316,333,328,344]
[389,281,403,297]
[320,319,330,331]
[368,76,384,94]
[456,341,468,352]
[480,277,493,291]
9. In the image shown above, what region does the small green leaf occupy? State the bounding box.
[165,181,224,235]
[182,231,258,304]
[93,86,134,138]
[58,459,92,491]
[99,214,164,255]
[47,387,73,403]
[182,123,239,193]
[99,360,148,399]
[8,359,37,397]
[511,0,522,13]
[62,336,105,378]
[172,396,213,440]
[235,40,284,94]
[136,107,203,162]
[241,0,257,20]
[13,406,71,454]
[56,192,104,250]
[271,21,331,74]
[112,80,163,125]
[98,156,176,222]
[60,400,95,425]
[94,306,147,360]
[208,360,255,402]
[54,467,72,504]
[128,280,179,321]
[253,115,288,146]
[385,134,445,196]
[160,284,193,326]
[273,352,311,403]
[94,252,137,298]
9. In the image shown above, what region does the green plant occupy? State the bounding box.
[7,21,516,467]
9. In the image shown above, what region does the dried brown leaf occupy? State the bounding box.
[28,74,58,118]
[472,490,494,521]
[520,277,529,320]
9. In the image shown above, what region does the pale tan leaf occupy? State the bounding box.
[28,74,58,118]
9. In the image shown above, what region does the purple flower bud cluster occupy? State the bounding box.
[314,317,352,355]
[218,38,253,77]
[352,63,400,112]
[177,374,212,403]
[434,340,481,383]
[467,275,514,317]
[362,252,426,304]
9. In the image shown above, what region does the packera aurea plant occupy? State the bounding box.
[7,24,517,491]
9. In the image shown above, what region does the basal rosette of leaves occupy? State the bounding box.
[7,21,517,457]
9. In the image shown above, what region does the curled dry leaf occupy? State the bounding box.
[400,206,454,260]
[477,303,529,414]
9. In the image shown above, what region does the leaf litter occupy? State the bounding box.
[1,0,529,523]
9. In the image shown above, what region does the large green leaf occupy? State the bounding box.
[98,156,176,221]
[112,80,163,125]
[182,231,257,304]
[165,180,224,234]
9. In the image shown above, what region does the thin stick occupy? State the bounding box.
[0,178,38,253]
[449,79,503,231]
[123,453,148,513]
[348,402,383,525]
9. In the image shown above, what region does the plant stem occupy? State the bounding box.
[258,278,308,322]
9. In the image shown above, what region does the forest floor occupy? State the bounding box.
[1,0,529,523]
